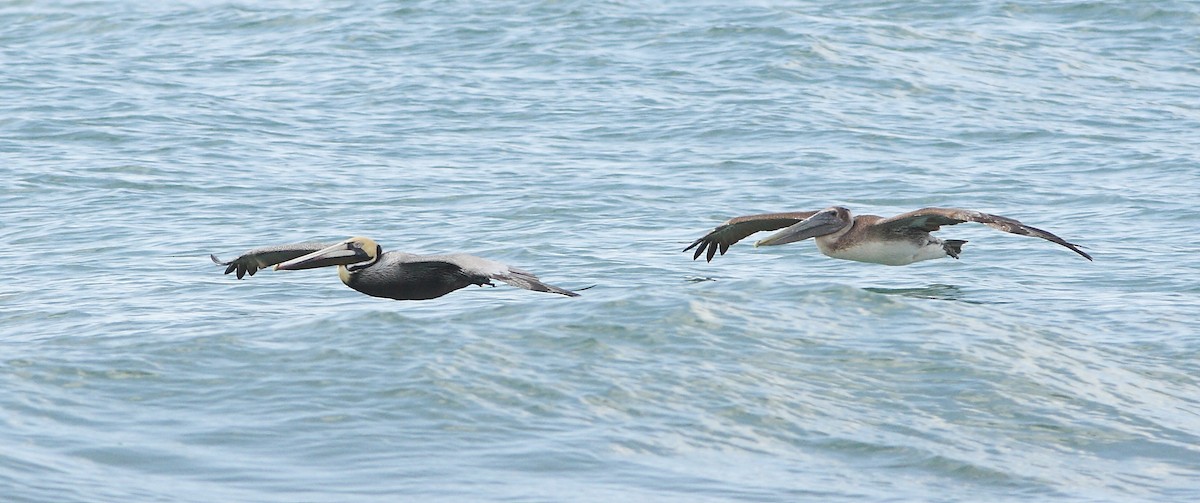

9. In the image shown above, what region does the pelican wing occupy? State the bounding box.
[876,208,1093,260]
[210,242,338,279]
[419,254,581,297]
[684,211,819,262]
[491,268,581,297]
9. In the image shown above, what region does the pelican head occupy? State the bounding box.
[275,236,381,272]
[755,206,852,247]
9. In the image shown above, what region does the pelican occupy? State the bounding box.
[685,206,1092,265]
[211,237,580,300]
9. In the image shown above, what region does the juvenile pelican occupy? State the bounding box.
[685,207,1092,265]
[212,237,580,300]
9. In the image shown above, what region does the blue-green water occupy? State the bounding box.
[3,1,1199,501]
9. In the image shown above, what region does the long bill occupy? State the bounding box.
[754,210,846,247]
[275,240,371,271]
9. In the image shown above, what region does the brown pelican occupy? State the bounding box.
[685,207,1092,265]
[211,237,580,300]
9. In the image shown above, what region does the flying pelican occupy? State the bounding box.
[684,206,1092,265]
[211,237,580,300]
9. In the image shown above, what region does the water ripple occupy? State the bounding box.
[3,0,1199,501]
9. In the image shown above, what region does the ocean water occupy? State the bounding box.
[3,0,1199,501]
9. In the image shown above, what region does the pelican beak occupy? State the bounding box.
[755,210,845,247]
[275,241,371,271]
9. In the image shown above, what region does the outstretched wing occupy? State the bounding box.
[425,254,581,297]
[875,208,1093,261]
[683,211,819,262]
[210,242,337,279]
[491,267,581,297]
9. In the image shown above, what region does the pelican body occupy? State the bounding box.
[212,237,579,300]
[685,206,1092,265]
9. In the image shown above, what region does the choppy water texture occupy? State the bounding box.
[3,1,1199,501]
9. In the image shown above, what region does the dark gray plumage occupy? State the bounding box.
[213,237,579,300]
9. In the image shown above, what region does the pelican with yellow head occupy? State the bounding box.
[212,237,580,300]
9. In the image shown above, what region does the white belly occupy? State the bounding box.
[817,237,947,266]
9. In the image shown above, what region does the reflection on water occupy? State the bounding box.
[863,284,1001,304]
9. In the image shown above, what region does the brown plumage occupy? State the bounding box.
[685,207,1092,265]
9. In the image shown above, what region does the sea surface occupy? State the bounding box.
[2,1,1199,501]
